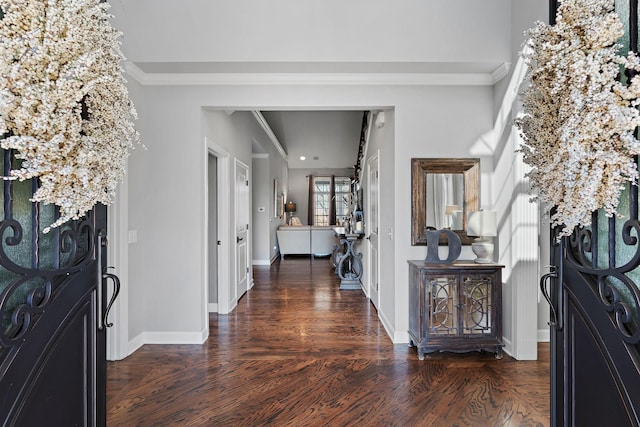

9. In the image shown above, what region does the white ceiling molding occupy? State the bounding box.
[124,62,511,87]
[252,111,288,161]
[490,63,511,84]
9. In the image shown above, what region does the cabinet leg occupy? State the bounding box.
[494,348,503,359]
[418,352,425,361]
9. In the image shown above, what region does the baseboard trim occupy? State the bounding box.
[228,298,238,313]
[200,327,209,344]
[394,330,410,344]
[377,310,400,343]
[502,336,513,358]
[537,329,550,342]
[127,331,208,357]
[252,259,271,266]
[142,331,207,344]
[208,303,218,313]
[127,332,146,357]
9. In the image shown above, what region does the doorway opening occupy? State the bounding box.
[206,139,232,314]
[207,153,219,312]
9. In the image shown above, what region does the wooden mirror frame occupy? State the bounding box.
[411,158,480,246]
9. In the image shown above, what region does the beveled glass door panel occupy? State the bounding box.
[462,275,492,335]
[426,275,458,335]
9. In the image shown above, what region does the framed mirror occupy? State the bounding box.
[411,158,480,245]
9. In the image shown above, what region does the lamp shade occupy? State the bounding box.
[284,201,297,213]
[445,205,461,215]
[467,210,497,237]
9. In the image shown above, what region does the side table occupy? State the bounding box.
[336,234,363,290]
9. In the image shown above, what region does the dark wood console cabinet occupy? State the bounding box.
[408,260,504,360]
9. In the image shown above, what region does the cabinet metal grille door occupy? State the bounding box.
[462,275,492,335]
[0,148,108,426]
[427,276,458,335]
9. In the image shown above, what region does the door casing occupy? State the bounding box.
[367,151,381,310]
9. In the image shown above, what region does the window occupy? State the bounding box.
[313,177,331,226]
[312,176,351,226]
[334,177,351,224]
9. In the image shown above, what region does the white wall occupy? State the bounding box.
[106,0,557,359]
[360,110,396,335]
[125,78,147,344]
[252,155,270,263]
[510,2,552,343]
[252,150,288,264]
[123,87,212,347]
[392,86,494,342]
[270,154,288,262]
[202,109,286,299]
[120,83,495,352]
[488,0,549,359]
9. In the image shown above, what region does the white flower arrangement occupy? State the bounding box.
[515,0,640,238]
[0,0,139,232]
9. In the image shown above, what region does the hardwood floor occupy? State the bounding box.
[107,257,550,426]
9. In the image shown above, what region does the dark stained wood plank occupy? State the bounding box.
[107,257,550,426]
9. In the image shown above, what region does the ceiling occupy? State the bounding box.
[259,110,365,170]
[109,2,510,173]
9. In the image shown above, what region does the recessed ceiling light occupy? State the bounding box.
[300,156,306,161]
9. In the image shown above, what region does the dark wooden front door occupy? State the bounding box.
[547,236,640,426]
[542,2,640,425]
[0,194,112,424]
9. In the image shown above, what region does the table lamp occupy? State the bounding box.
[467,210,497,263]
[445,204,462,229]
[284,201,296,225]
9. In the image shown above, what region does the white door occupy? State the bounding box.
[235,159,249,300]
[367,152,380,310]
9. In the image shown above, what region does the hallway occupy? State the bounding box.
[107,257,550,426]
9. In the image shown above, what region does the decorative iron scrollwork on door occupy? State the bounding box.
[552,0,640,349]
[564,199,640,345]
[0,148,97,349]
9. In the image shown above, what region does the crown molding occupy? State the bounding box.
[491,62,511,84]
[251,111,287,161]
[125,62,511,87]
